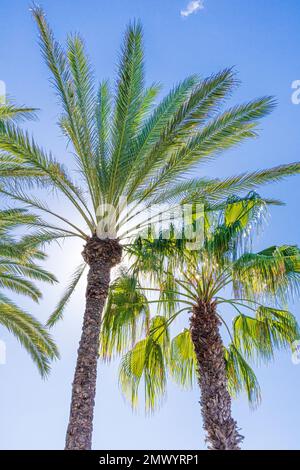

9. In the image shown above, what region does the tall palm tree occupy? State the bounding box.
[0,7,300,449]
[101,193,300,449]
[0,207,59,375]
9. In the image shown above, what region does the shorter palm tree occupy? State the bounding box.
[0,207,59,375]
[100,193,300,449]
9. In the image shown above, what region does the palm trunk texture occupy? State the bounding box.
[65,236,122,450]
[190,300,243,450]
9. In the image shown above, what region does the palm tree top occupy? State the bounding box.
[0,6,299,247]
[100,193,300,411]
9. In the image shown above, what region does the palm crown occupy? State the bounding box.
[100,193,300,432]
[0,8,299,252]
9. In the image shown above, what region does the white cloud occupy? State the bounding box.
[181,0,204,18]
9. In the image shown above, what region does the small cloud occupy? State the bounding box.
[181,0,204,18]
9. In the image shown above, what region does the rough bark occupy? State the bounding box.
[65,236,122,450]
[190,300,243,450]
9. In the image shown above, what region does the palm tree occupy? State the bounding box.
[0,104,58,374]
[101,193,300,449]
[0,7,300,449]
[0,207,59,375]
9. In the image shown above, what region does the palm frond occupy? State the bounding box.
[233,307,299,362]
[140,98,275,197]
[0,299,59,376]
[108,21,145,201]
[100,273,150,360]
[233,245,300,301]
[0,103,37,123]
[124,75,199,200]
[181,163,300,204]
[0,260,57,284]
[47,263,86,327]
[225,344,261,408]
[67,34,99,209]
[95,80,112,193]
[0,272,42,302]
[169,329,196,388]
[119,334,167,412]
[31,6,75,127]
[0,122,95,229]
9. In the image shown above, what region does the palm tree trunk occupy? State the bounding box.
[65,236,122,450]
[190,299,243,450]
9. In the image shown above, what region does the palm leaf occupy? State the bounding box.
[0,299,59,376]
[225,344,261,408]
[47,263,86,327]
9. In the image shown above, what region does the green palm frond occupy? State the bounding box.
[47,263,86,327]
[0,187,88,239]
[233,307,299,362]
[0,210,59,374]
[100,273,150,360]
[108,20,145,202]
[31,6,75,126]
[205,192,267,261]
[138,84,162,120]
[0,260,57,284]
[233,245,300,301]
[149,315,170,347]
[157,266,180,317]
[18,230,78,251]
[95,80,112,192]
[125,70,236,199]
[67,34,95,135]
[139,98,274,197]
[66,33,100,209]
[0,207,38,231]
[0,103,37,123]
[0,123,94,229]
[119,333,167,412]
[0,299,59,376]
[123,75,199,199]
[170,329,197,389]
[0,154,46,185]
[0,272,42,302]
[181,163,300,204]
[225,344,261,408]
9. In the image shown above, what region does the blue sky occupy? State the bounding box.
[0,0,300,450]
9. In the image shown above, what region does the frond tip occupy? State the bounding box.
[225,345,261,408]
[119,336,167,412]
[233,307,299,363]
[0,299,59,377]
[47,263,86,327]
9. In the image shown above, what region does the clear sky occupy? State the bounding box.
[0,0,300,450]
